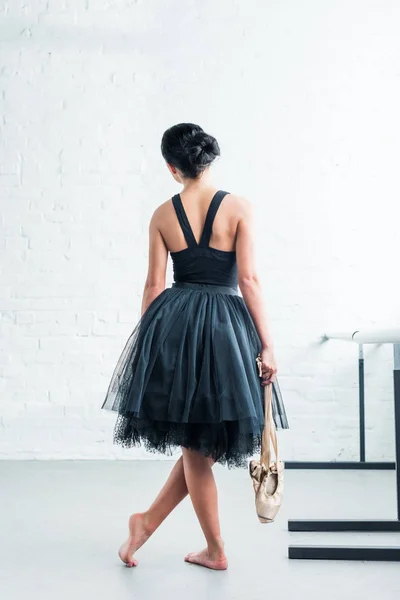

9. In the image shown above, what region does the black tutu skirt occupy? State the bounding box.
[101,281,289,468]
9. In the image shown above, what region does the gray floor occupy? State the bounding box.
[1,461,400,600]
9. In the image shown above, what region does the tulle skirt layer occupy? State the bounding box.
[101,281,289,468]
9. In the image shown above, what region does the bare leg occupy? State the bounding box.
[118,454,214,567]
[182,447,228,570]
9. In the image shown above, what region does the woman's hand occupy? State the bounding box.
[259,347,277,386]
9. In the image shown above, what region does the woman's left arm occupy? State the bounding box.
[141,208,168,316]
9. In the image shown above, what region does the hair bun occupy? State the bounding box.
[161,123,220,179]
[187,132,219,165]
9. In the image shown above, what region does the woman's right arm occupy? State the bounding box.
[141,207,168,316]
[236,198,277,385]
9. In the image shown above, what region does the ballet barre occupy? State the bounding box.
[288,330,400,562]
[285,329,397,470]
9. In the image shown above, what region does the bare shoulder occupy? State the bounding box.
[150,197,174,226]
[225,193,253,219]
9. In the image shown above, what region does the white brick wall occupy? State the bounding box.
[1,1,399,460]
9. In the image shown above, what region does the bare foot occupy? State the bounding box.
[118,512,154,567]
[184,546,228,570]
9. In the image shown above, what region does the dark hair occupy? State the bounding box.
[161,123,220,179]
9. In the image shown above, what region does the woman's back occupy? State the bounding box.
[158,189,242,287]
[159,189,241,250]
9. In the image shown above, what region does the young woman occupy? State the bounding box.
[101,122,289,570]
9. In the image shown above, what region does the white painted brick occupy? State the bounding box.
[14,311,36,324]
[24,403,65,418]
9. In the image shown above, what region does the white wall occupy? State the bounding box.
[1,0,399,460]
